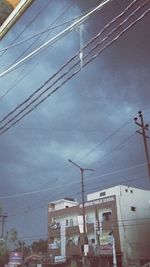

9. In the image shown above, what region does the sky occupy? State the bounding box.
[0,0,150,244]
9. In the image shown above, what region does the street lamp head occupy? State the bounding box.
[68,159,95,172]
[145,124,149,129]
[138,111,142,117]
[134,117,138,122]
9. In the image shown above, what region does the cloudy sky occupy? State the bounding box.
[0,0,150,243]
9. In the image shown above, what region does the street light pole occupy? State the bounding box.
[68,159,95,266]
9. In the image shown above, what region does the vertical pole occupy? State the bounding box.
[1,214,8,238]
[81,169,86,245]
[134,111,150,182]
[22,241,24,267]
[1,216,5,239]
[139,112,150,180]
[68,159,94,267]
[81,168,87,267]
[112,234,117,267]
[95,207,100,246]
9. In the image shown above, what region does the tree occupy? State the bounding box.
[31,239,47,254]
[0,239,9,266]
[16,240,31,258]
[6,228,18,250]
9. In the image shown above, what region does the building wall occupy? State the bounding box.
[49,199,79,212]
[48,196,120,266]
[87,185,121,201]
[116,186,150,267]
[48,186,150,267]
[87,185,150,267]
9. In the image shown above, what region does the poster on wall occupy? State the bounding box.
[0,0,34,39]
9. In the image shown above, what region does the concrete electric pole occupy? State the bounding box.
[134,111,150,182]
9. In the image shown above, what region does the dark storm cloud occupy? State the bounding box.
[0,0,150,238]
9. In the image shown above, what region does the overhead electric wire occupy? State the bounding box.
[0,6,97,53]
[0,0,147,124]
[0,0,53,58]
[77,129,135,164]
[0,0,112,78]
[5,173,149,220]
[4,1,76,75]
[88,175,147,194]
[0,161,148,201]
[0,0,145,109]
[0,0,144,75]
[5,215,150,242]
[91,162,147,180]
[0,1,76,102]
[0,6,149,136]
[0,0,143,102]
[94,132,136,163]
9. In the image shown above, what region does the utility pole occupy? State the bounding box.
[0,213,8,239]
[21,240,25,267]
[68,159,95,267]
[95,206,100,247]
[134,111,150,182]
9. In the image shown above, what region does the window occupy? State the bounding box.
[50,237,54,243]
[91,238,95,244]
[130,190,133,193]
[65,205,69,208]
[100,191,106,197]
[51,219,59,229]
[125,189,128,192]
[131,206,136,211]
[66,219,69,226]
[103,212,111,221]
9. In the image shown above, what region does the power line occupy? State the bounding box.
[0,0,147,124]
[3,0,76,78]
[0,6,149,135]
[0,0,53,58]
[0,1,76,102]
[88,175,147,193]
[0,0,143,103]
[0,6,93,53]
[92,162,147,180]
[4,174,149,221]
[0,161,148,201]
[0,0,145,75]
[0,0,112,78]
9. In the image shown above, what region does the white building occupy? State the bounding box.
[48,186,150,267]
